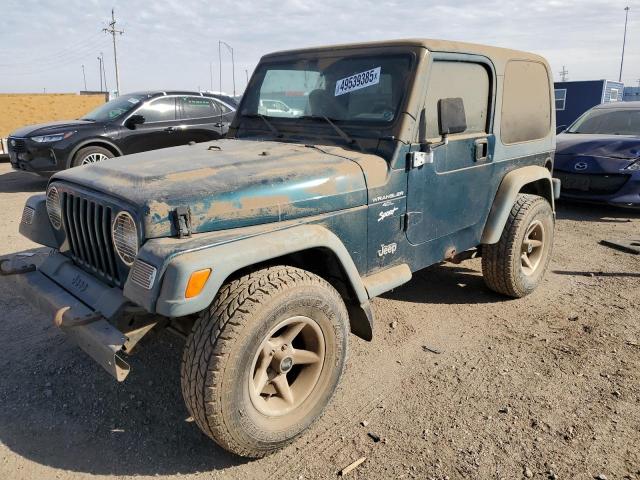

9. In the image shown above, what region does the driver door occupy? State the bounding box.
[406,56,496,246]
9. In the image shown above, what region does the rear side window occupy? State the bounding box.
[215,100,233,114]
[137,97,176,122]
[180,96,220,119]
[501,61,551,144]
[424,61,491,138]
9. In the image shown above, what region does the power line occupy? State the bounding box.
[103,8,124,95]
[0,31,105,67]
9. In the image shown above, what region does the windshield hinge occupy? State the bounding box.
[173,206,192,238]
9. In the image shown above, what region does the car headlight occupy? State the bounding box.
[624,160,640,171]
[46,186,62,230]
[31,131,75,143]
[112,211,138,266]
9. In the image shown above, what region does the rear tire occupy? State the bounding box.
[71,145,113,168]
[180,266,349,458]
[482,193,554,298]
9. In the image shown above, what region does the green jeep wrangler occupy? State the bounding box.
[3,39,560,458]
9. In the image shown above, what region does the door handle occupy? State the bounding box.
[214,122,224,128]
[164,126,176,133]
[474,138,489,162]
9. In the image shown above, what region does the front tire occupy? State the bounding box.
[71,145,113,168]
[180,266,349,458]
[482,193,554,298]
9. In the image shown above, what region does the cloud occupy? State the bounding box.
[0,0,637,93]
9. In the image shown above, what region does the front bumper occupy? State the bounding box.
[554,169,640,208]
[1,252,132,381]
[8,137,67,175]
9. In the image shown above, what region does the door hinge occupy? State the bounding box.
[173,206,192,238]
[408,150,434,168]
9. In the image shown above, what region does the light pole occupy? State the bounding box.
[619,6,630,82]
[97,56,103,91]
[219,41,236,96]
[81,64,87,90]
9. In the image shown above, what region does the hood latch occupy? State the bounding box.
[173,206,192,238]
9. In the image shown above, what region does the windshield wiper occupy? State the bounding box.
[300,115,363,151]
[242,113,282,138]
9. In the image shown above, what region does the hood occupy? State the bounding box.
[556,133,640,159]
[10,119,99,138]
[53,139,387,238]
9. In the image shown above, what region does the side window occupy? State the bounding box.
[424,61,491,138]
[137,97,176,123]
[554,89,567,111]
[215,100,233,114]
[181,97,220,119]
[501,61,551,144]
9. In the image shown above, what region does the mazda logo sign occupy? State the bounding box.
[574,161,588,171]
[10,139,15,147]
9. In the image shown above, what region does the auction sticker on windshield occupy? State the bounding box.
[335,67,381,96]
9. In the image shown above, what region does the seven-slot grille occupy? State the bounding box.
[62,191,121,285]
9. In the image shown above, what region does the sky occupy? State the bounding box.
[0,0,638,95]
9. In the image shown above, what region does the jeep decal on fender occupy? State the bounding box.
[377,242,398,257]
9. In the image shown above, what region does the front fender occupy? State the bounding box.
[481,165,555,245]
[152,224,369,319]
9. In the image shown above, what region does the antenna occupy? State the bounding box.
[103,8,124,95]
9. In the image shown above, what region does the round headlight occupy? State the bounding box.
[112,211,138,266]
[46,186,62,230]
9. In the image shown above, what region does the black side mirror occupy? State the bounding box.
[556,125,566,134]
[125,114,145,129]
[438,97,467,136]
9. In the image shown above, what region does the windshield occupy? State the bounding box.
[241,53,412,125]
[82,93,150,122]
[567,108,640,135]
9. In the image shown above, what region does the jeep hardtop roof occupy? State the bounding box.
[262,38,547,67]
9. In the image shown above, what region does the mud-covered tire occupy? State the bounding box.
[180,265,349,458]
[482,193,554,298]
[70,145,113,168]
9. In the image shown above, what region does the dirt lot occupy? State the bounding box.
[0,93,105,138]
[0,161,638,480]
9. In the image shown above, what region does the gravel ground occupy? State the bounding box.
[0,161,638,480]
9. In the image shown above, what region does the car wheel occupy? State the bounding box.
[180,265,349,458]
[71,146,114,168]
[482,193,554,298]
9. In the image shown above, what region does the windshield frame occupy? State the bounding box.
[236,50,417,135]
[566,106,640,136]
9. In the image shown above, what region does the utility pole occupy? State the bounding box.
[245,69,249,86]
[559,65,568,82]
[104,8,124,96]
[101,51,108,92]
[218,41,222,94]
[209,62,214,91]
[219,41,235,96]
[81,64,87,90]
[97,56,103,91]
[619,6,630,82]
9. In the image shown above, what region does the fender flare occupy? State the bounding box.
[151,224,373,339]
[481,165,555,245]
[67,138,123,168]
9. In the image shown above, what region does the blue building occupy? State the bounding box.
[623,86,640,101]
[554,80,624,128]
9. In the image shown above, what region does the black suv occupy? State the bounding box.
[7,91,237,175]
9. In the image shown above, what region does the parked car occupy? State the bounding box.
[7,90,236,176]
[258,99,304,117]
[6,39,559,458]
[554,101,640,208]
